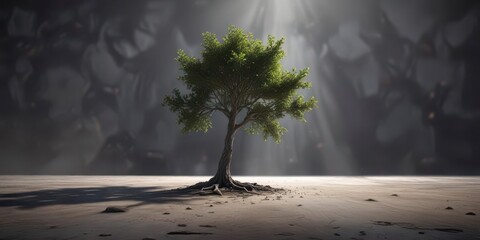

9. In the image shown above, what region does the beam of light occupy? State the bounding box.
[161,0,356,175]
[230,0,356,175]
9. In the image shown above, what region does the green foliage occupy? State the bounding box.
[163,26,317,142]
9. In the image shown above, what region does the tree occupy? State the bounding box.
[163,26,316,192]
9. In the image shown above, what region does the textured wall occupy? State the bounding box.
[0,0,479,175]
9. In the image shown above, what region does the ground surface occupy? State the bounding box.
[0,176,479,240]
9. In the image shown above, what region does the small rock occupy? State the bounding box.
[209,205,213,207]
[275,232,295,236]
[445,206,453,210]
[167,231,212,235]
[186,207,192,210]
[300,196,304,198]
[99,234,112,237]
[297,204,303,207]
[163,212,170,215]
[365,198,377,202]
[359,231,366,236]
[48,225,58,229]
[418,232,425,234]
[142,238,156,240]
[334,233,340,236]
[391,194,398,197]
[466,212,476,216]
[177,224,187,227]
[102,206,127,213]
[199,225,216,228]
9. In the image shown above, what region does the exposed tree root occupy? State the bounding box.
[186,177,281,196]
[201,184,223,196]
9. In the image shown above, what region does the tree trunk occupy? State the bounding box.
[210,116,236,187]
[187,114,276,192]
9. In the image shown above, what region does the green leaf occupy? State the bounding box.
[163,26,317,142]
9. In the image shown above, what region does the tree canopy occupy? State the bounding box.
[163,26,316,143]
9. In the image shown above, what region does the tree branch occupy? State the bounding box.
[235,112,255,130]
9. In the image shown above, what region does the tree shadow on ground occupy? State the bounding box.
[0,186,211,210]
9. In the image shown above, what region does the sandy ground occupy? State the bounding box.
[0,176,479,240]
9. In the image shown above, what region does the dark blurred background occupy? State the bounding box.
[0,0,479,175]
